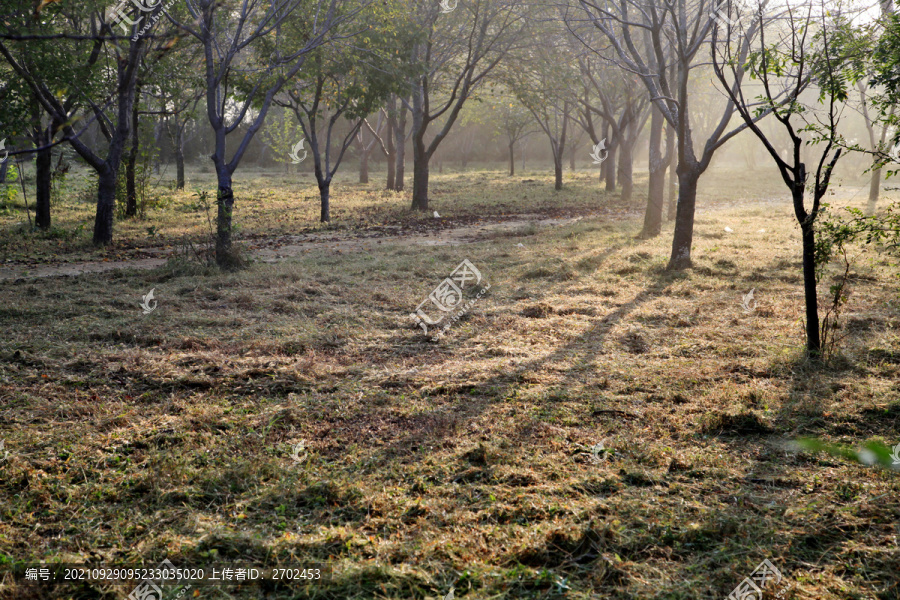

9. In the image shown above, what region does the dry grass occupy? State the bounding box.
[0,165,899,599]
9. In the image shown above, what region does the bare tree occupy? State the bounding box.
[408,0,525,211]
[573,0,772,269]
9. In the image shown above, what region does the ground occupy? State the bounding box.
[0,165,898,600]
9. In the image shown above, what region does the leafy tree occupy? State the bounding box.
[273,0,417,221]
[0,0,148,240]
[168,0,350,267]
[576,0,774,269]
[407,0,525,211]
[712,0,857,358]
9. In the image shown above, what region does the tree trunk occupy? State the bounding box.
[604,142,617,191]
[319,179,331,222]
[554,154,564,190]
[175,123,186,190]
[554,106,569,191]
[666,166,699,270]
[640,106,665,239]
[395,100,407,192]
[359,150,369,184]
[0,160,8,184]
[215,167,235,267]
[666,122,677,221]
[386,100,396,190]
[412,140,429,211]
[599,121,609,184]
[93,165,117,245]
[411,83,429,211]
[35,131,52,229]
[31,100,52,229]
[866,167,881,216]
[508,141,515,176]
[618,138,633,202]
[800,215,821,357]
[569,143,576,171]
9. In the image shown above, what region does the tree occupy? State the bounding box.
[169,0,348,267]
[712,0,853,358]
[576,0,773,269]
[486,93,535,176]
[0,0,150,242]
[408,0,524,211]
[275,1,415,222]
[505,37,578,190]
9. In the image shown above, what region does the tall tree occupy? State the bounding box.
[575,0,775,269]
[0,0,150,243]
[712,0,852,358]
[275,1,415,221]
[408,0,524,211]
[169,0,348,266]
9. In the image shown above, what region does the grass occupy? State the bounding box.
[0,163,899,599]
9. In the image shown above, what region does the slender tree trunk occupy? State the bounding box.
[569,143,576,171]
[557,107,569,190]
[666,122,677,221]
[667,165,700,270]
[554,153,564,190]
[599,121,609,184]
[175,122,186,190]
[31,100,52,229]
[359,150,369,184]
[35,136,52,229]
[386,100,396,190]
[395,100,407,192]
[412,141,429,211]
[411,83,429,211]
[94,165,118,244]
[605,142,618,191]
[640,106,665,239]
[618,137,634,202]
[508,140,515,176]
[319,178,331,222]
[800,213,821,357]
[0,160,8,183]
[125,84,140,217]
[866,167,881,215]
[215,165,235,266]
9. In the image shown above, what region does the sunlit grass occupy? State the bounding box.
[0,167,898,598]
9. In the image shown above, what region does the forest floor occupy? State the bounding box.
[0,166,899,599]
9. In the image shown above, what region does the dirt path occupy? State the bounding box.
[0,213,624,281]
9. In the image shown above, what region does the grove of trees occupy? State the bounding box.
[2,0,900,358]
